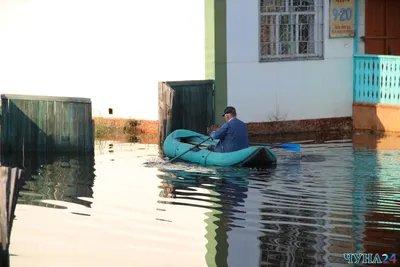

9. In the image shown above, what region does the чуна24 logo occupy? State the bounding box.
[343,253,397,264]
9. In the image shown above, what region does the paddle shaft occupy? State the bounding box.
[249,142,300,152]
[250,142,290,148]
[194,142,291,148]
[184,138,300,152]
[168,136,212,163]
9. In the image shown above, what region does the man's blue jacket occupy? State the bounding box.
[210,117,249,153]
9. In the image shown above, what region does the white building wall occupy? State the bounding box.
[357,0,366,54]
[0,0,205,120]
[226,0,356,123]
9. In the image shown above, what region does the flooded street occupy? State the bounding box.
[6,134,400,266]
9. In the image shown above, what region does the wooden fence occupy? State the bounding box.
[158,80,214,154]
[1,94,94,153]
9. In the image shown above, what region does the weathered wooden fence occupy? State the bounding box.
[0,166,23,267]
[1,94,94,153]
[158,80,214,154]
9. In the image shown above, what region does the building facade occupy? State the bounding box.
[206,0,400,130]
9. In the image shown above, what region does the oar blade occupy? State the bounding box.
[278,143,301,152]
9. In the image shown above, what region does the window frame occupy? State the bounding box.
[258,0,325,63]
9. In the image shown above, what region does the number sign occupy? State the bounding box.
[329,0,355,38]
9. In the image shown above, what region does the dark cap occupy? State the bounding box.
[222,106,236,117]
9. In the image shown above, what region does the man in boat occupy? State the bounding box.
[207,106,249,153]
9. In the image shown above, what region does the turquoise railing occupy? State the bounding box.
[353,54,400,104]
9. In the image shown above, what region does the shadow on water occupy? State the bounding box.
[155,137,400,266]
[1,151,96,210]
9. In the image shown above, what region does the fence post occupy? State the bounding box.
[0,166,23,267]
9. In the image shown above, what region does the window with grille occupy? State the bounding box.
[260,0,324,62]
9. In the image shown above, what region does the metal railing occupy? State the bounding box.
[354,54,400,104]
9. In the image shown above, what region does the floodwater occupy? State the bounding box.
[5,135,400,267]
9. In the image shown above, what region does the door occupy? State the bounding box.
[365,0,400,55]
[385,0,400,55]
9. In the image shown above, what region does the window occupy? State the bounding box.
[259,0,324,62]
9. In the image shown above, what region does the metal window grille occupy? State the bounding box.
[260,0,324,62]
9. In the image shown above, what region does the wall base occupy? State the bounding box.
[207,117,353,136]
[353,102,400,133]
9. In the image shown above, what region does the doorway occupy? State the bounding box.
[365,0,400,55]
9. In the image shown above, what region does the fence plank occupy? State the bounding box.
[0,166,23,267]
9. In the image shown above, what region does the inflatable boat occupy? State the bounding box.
[162,129,277,167]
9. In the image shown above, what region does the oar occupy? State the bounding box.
[168,136,212,163]
[249,142,300,152]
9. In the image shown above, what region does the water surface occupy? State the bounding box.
[6,138,400,267]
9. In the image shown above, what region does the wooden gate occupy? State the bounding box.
[158,80,214,154]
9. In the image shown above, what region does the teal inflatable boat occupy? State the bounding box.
[162,129,277,167]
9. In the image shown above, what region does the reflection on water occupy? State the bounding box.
[2,152,95,210]
[156,142,400,266]
[353,149,400,260]
[5,140,400,266]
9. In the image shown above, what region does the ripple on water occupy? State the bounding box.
[6,143,400,267]
[154,145,400,266]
